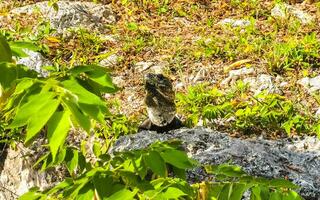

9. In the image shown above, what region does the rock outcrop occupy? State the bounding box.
[10,1,116,34]
[112,127,320,200]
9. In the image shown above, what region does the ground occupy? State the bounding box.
[1,0,320,138]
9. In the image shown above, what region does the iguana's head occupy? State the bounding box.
[144,73,174,98]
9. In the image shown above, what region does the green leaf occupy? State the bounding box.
[18,190,42,200]
[25,98,60,144]
[76,183,94,200]
[160,149,196,169]
[218,183,232,200]
[229,183,251,200]
[93,173,115,198]
[65,148,79,174]
[70,65,117,93]
[47,110,71,161]
[251,186,262,200]
[107,188,138,200]
[62,78,107,123]
[93,142,102,157]
[14,78,34,95]
[0,35,12,62]
[143,151,166,177]
[172,166,186,179]
[269,179,299,189]
[269,191,281,200]
[163,187,187,199]
[283,191,302,200]
[0,62,16,90]
[8,91,56,128]
[63,98,91,133]
[205,164,246,177]
[207,183,224,198]
[9,41,41,58]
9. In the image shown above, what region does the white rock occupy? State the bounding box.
[221,67,254,86]
[135,61,154,72]
[218,18,252,28]
[16,49,52,77]
[243,74,281,95]
[297,75,320,93]
[271,3,314,25]
[0,144,51,198]
[315,108,320,119]
[10,1,116,34]
[99,54,119,68]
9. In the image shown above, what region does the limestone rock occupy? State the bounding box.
[243,74,282,95]
[297,75,320,93]
[220,67,255,86]
[218,18,252,28]
[16,49,52,77]
[99,54,119,68]
[112,127,320,199]
[0,144,53,200]
[271,3,314,25]
[10,1,116,34]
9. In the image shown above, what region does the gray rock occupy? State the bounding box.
[10,1,116,34]
[271,3,314,25]
[243,74,282,95]
[16,49,52,77]
[112,127,320,199]
[220,67,255,87]
[297,75,320,93]
[99,54,119,68]
[218,18,252,28]
[0,143,54,200]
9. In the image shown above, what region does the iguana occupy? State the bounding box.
[139,73,183,132]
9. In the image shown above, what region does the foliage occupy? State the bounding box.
[20,141,302,200]
[0,34,303,200]
[177,83,320,137]
[0,35,119,159]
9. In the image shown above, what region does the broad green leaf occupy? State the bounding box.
[107,188,138,200]
[69,65,116,92]
[66,179,90,199]
[251,186,261,200]
[76,183,94,200]
[0,62,16,90]
[172,166,186,179]
[10,47,28,58]
[18,190,42,200]
[163,187,187,199]
[218,183,232,200]
[46,178,73,195]
[25,98,60,144]
[207,183,224,198]
[63,98,91,133]
[0,35,12,62]
[8,91,56,128]
[62,78,107,123]
[229,183,251,200]
[93,173,118,199]
[283,191,302,200]
[47,110,71,161]
[206,164,246,177]
[143,151,166,177]
[65,148,79,174]
[9,41,41,51]
[269,179,299,189]
[269,191,281,200]
[93,142,102,157]
[14,79,34,94]
[160,149,195,169]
